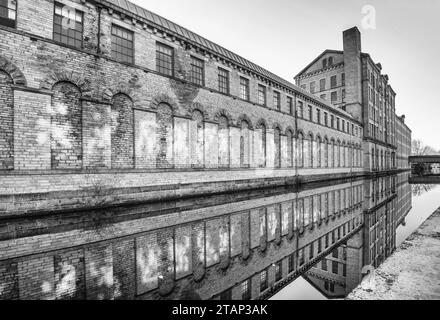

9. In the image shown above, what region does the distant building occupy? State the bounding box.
[295,27,412,172]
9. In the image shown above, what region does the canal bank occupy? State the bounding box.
[347,206,440,300]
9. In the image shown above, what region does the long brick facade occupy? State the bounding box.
[0,0,370,214]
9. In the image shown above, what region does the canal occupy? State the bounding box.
[1,171,439,300]
[272,178,440,300]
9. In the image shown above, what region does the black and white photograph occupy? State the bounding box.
[0,0,439,310]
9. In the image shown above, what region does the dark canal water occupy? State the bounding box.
[2,171,439,300]
[272,178,440,300]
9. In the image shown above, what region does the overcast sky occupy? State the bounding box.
[131,0,440,150]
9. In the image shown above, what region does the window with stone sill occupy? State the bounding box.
[54,2,84,49]
[0,0,16,28]
[156,42,174,76]
[111,24,134,64]
[260,269,268,291]
[275,261,282,282]
[330,75,337,88]
[331,91,337,103]
[320,78,326,91]
[310,81,316,94]
[218,68,229,94]
[273,91,280,110]
[287,96,293,115]
[190,56,204,86]
[241,279,251,300]
[257,84,266,106]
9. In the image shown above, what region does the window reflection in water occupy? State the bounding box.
[1,172,429,300]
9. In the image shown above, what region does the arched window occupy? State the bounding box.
[256,122,266,168]
[297,199,304,229]
[323,138,329,168]
[51,82,82,169]
[274,127,281,168]
[330,139,335,168]
[286,130,293,168]
[306,134,313,168]
[192,110,205,167]
[0,71,13,170]
[218,116,230,168]
[297,133,304,168]
[240,120,251,168]
[335,141,340,168]
[111,93,134,169]
[341,142,345,168]
[156,103,174,168]
[316,136,322,168]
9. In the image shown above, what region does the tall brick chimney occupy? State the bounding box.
[343,27,363,122]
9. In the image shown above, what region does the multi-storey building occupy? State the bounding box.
[396,115,412,170]
[0,0,366,215]
[295,27,412,173]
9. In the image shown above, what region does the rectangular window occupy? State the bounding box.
[156,42,174,76]
[332,261,338,274]
[322,259,327,271]
[332,249,339,259]
[331,75,337,88]
[297,101,304,118]
[240,77,250,101]
[275,261,282,282]
[342,73,345,86]
[342,89,346,101]
[218,68,229,94]
[336,118,340,130]
[309,242,314,259]
[287,96,293,115]
[331,91,338,103]
[308,105,313,121]
[258,84,266,106]
[325,234,329,248]
[190,56,204,86]
[274,91,281,110]
[318,238,322,253]
[260,269,268,292]
[54,2,84,49]
[241,279,251,300]
[0,0,17,28]
[316,109,321,125]
[320,79,326,91]
[288,254,295,273]
[324,112,328,127]
[331,115,334,128]
[310,81,316,94]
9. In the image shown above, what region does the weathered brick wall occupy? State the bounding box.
[0,71,13,170]
[0,0,363,176]
[51,82,82,169]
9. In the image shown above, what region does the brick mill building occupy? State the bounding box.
[0,0,413,300]
[295,27,412,174]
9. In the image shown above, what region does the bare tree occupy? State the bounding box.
[412,139,439,155]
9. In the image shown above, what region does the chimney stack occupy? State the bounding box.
[343,27,363,122]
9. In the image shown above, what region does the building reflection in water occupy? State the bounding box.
[0,173,413,300]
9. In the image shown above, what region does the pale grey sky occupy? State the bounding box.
[131,0,440,150]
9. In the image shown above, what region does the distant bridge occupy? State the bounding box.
[409,155,440,164]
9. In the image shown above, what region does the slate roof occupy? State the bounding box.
[98,0,355,119]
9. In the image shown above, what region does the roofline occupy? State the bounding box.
[294,49,344,79]
[91,0,356,122]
